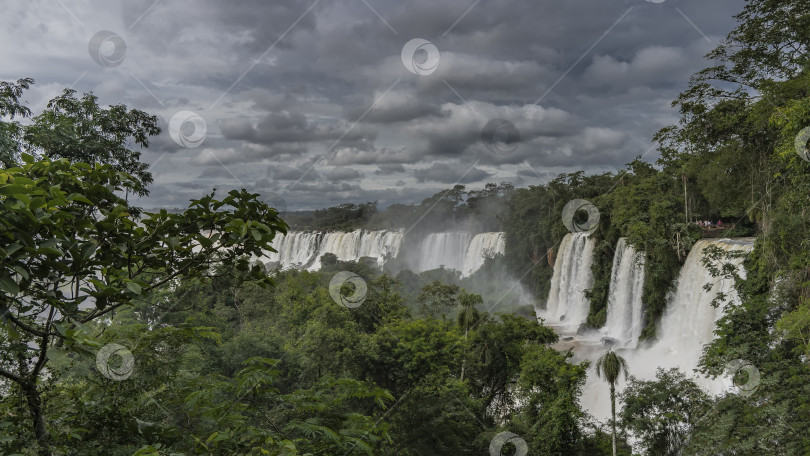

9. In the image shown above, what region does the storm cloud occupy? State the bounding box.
[0,0,744,210]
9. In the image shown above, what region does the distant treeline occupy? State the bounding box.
[281,182,515,233]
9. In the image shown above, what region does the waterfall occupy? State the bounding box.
[461,232,506,277]
[308,230,405,270]
[415,232,473,272]
[265,230,404,270]
[653,238,753,363]
[571,238,754,421]
[264,231,322,269]
[603,238,646,348]
[264,229,505,275]
[544,233,596,330]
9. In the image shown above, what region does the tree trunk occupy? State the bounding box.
[23,382,51,456]
[460,325,468,381]
[683,173,688,224]
[610,383,617,456]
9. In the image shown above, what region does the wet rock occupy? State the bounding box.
[601,337,617,347]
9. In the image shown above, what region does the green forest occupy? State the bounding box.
[2,0,810,454]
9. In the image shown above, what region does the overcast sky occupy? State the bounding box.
[1,0,744,211]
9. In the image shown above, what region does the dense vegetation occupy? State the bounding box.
[2,0,810,454]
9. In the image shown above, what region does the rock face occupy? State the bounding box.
[600,337,617,347]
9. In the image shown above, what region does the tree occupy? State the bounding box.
[416,280,460,318]
[0,156,287,455]
[0,78,33,168]
[510,343,590,455]
[457,291,482,340]
[620,368,712,456]
[23,87,160,196]
[651,1,810,451]
[466,314,558,419]
[456,291,482,381]
[595,350,628,456]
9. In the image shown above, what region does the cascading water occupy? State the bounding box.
[569,238,754,421]
[603,238,646,348]
[461,232,505,277]
[265,230,404,270]
[263,230,505,275]
[308,230,405,270]
[415,232,473,272]
[264,232,322,269]
[544,233,596,330]
[651,238,753,368]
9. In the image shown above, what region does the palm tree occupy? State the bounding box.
[595,350,629,456]
[457,291,482,380]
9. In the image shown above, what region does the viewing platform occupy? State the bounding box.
[699,224,735,238]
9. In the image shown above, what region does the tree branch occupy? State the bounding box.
[0,366,23,384]
[31,306,55,378]
[6,313,53,338]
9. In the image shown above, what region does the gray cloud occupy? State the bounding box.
[376,164,406,174]
[0,0,745,210]
[324,166,361,181]
[414,162,494,184]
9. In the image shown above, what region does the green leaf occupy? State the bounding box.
[0,273,20,295]
[1,243,23,258]
[125,281,142,295]
[0,184,30,195]
[52,323,68,337]
[67,193,94,205]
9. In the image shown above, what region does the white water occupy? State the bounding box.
[308,230,406,270]
[264,230,404,270]
[264,232,322,269]
[543,233,596,331]
[538,239,753,420]
[263,230,505,276]
[415,232,473,272]
[553,238,755,422]
[461,232,506,277]
[603,238,646,348]
[649,238,754,378]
